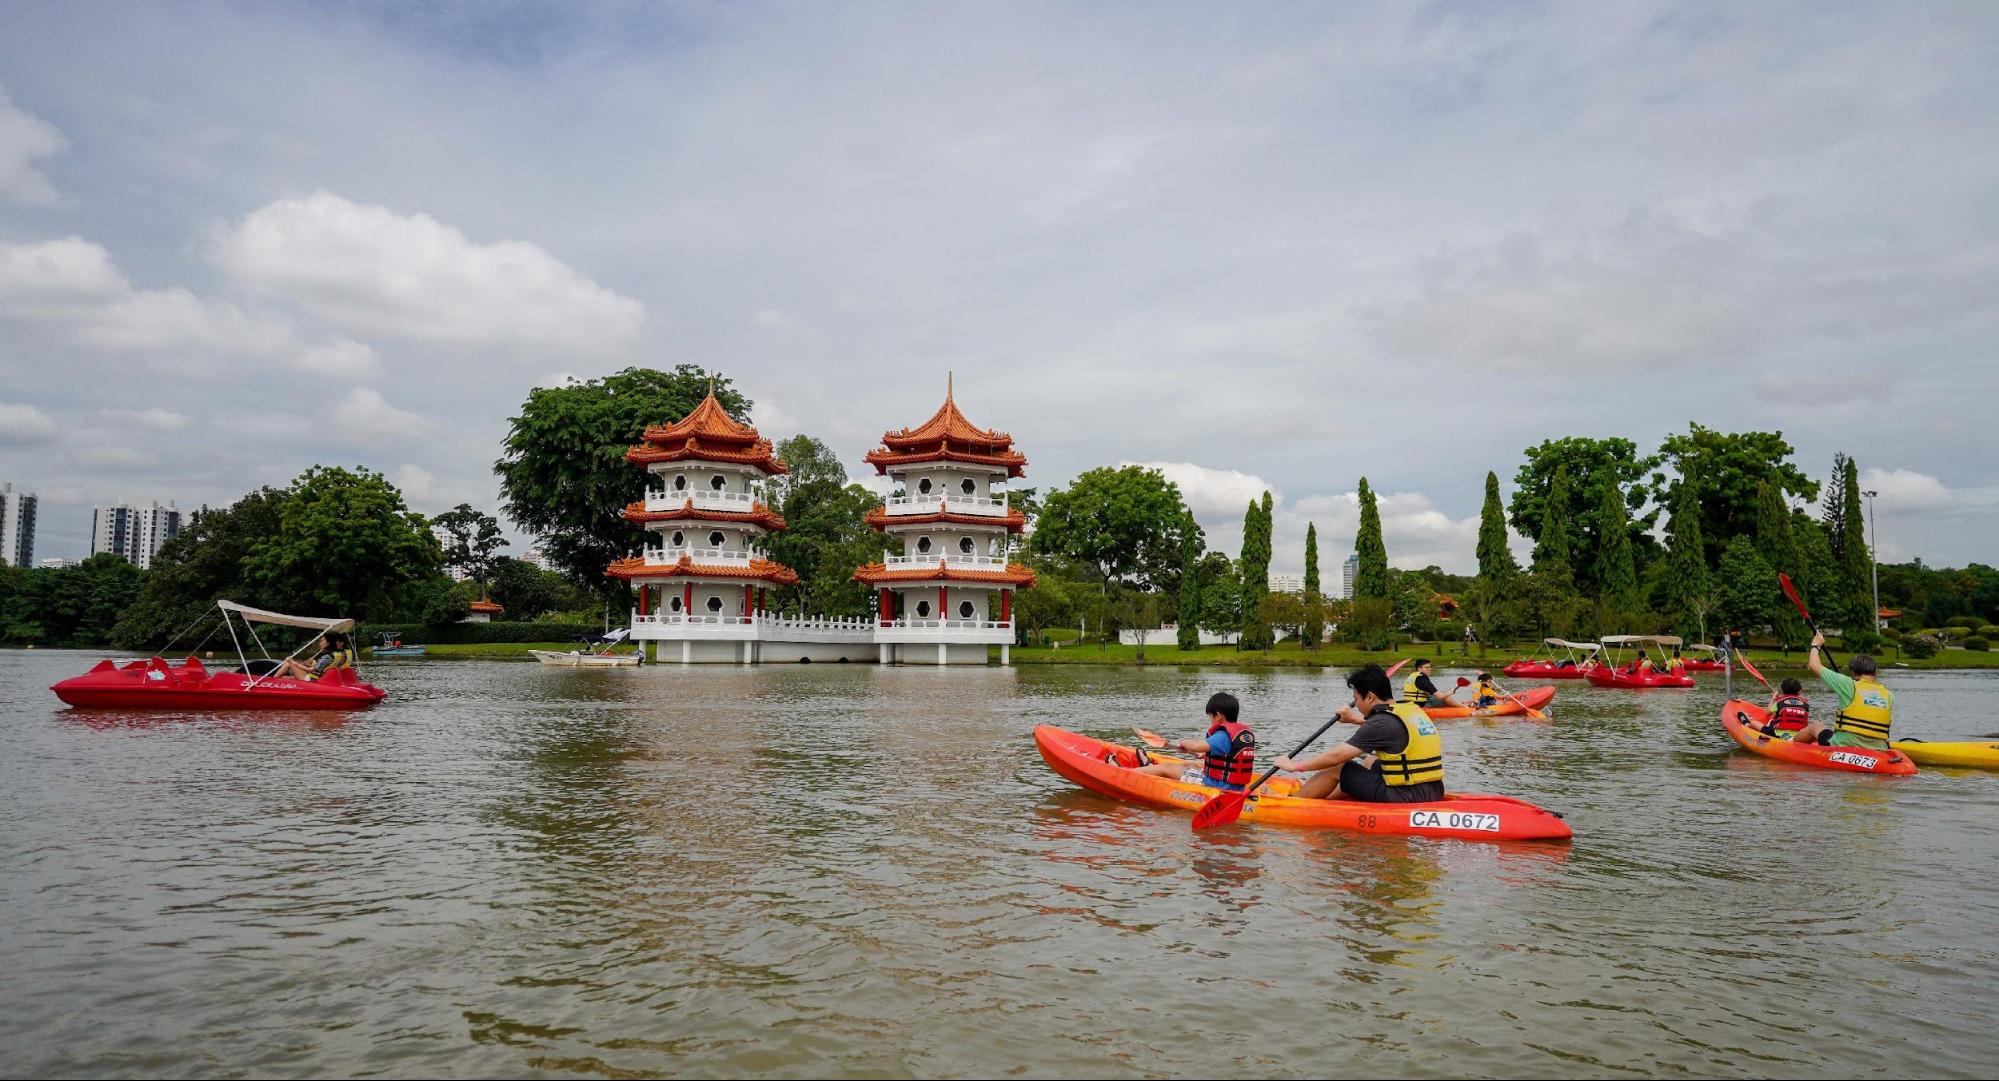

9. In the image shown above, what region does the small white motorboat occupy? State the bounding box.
[529,628,643,667]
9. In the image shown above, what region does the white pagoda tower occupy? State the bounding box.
[610,390,873,663]
[853,383,1035,665]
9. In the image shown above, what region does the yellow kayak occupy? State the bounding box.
[1890,739,1999,770]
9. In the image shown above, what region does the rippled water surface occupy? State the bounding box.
[4,650,1997,1078]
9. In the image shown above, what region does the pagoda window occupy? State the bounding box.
[706,596,724,613]
[673,474,688,491]
[918,477,933,495]
[917,536,932,554]
[960,478,976,495]
[915,600,932,618]
[958,601,975,619]
[958,537,974,554]
[709,530,726,547]
[710,474,727,491]
[672,530,685,547]
[669,596,683,613]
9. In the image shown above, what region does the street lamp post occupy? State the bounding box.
[1862,489,1880,631]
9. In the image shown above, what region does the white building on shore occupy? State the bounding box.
[0,483,35,568]
[91,500,181,569]
[852,385,1035,665]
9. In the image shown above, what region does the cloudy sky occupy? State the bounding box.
[2,2,1996,573]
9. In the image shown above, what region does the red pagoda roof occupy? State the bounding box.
[852,562,1037,588]
[622,499,788,531]
[863,506,1026,533]
[469,599,504,613]
[626,390,788,475]
[863,383,1027,477]
[606,555,800,585]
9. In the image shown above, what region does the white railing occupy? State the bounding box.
[632,612,755,626]
[883,494,1010,516]
[884,551,1010,568]
[878,618,1014,637]
[646,547,752,565]
[645,489,760,511]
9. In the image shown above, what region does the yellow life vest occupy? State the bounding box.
[1400,674,1432,705]
[1835,677,1894,741]
[1376,703,1445,787]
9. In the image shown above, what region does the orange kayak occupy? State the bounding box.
[1721,701,1917,776]
[1422,685,1556,719]
[1034,725,1572,842]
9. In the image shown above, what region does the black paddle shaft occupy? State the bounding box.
[1241,714,1346,799]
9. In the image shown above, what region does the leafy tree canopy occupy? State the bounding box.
[1653,423,1817,566]
[1509,436,1660,595]
[1032,465,1200,591]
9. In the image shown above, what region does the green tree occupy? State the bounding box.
[1032,465,1200,592]
[763,434,883,618]
[1716,535,1778,636]
[1653,423,1817,566]
[1592,473,1642,616]
[1301,522,1324,648]
[243,466,446,620]
[1388,568,1435,633]
[430,503,509,588]
[1838,456,1875,645]
[497,365,747,591]
[112,489,285,648]
[1477,471,1518,583]
[1509,437,1661,594]
[1196,553,1241,641]
[1238,492,1273,649]
[1664,479,1714,639]
[0,554,143,647]
[1176,530,1202,650]
[1344,596,1394,650]
[1754,479,1806,649]
[1012,559,1081,645]
[488,556,592,621]
[1354,477,1389,600]
[1796,516,1841,642]
[1532,464,1574,576]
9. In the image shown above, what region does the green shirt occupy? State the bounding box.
[1816,666,1857,709]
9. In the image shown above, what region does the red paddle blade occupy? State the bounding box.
[1778,573,1812,623]
[1738,653,1770,687]
[1191,789,1248,830]
[1131,727,1169,748]
[1385,658,1411,676]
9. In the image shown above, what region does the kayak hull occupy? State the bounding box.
[1890,739,1999,770]
[1722,701,1916,775]
[1034,725,1571,842]
[1422,685,1557,719]
[1500,661,1593,679]
[1587,668,1696,689]
[52,658,386,710]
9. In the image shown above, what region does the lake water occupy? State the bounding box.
[4,649,1996,1079]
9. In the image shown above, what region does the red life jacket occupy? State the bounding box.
[1204,720,1256,787]
[1771,694,1811,729]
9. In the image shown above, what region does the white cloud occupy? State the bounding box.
[0,237,127,311]
[1859,467,1955,512]
[77,286,296,357]
[0,86,65,206]
[99,407,190,431]
[332,387,428,441]
[389,463,439,505]
[1276,489,1485,575]
[0,401,57,444]
[73,443,153,468]
[214,190,645,354]
[294,338,382,378]
[1124,460,1277,520]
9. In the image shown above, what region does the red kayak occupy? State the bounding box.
[1500,661,1595,680]
[1035,726,1570,841]
[1722,701,1916,775]
[1586,667,1696,689]
[52,657,386,710]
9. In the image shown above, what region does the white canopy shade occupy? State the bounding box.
[602,628,630,643]
[218,600,355,633]
[1685,643,1720,654]
[1601,634,1683,647]
[1543,638,1601,651]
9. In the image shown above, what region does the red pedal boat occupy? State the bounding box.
[50,600,386,711]
[1500,637,1602,679]
[1586,634,1697,688]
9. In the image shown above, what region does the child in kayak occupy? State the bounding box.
[1470,673,1502,711]
[1110,692,1255,792]
[1275,664,1445,804]
[1761,678,1812,734]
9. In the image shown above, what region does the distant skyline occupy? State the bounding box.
[3,3,1997,572]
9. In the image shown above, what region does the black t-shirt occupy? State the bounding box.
[1412,674,1438,699]
[1346,708,1411,755]
[1342,705,1445,803]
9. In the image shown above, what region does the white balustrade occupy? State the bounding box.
[882,493,1011,516]
[646,547,752,566]
[883,551,1010,568]
[644,488,761,511]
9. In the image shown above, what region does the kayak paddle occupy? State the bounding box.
[1386,658,1410,676]
[1489,676,1545,719]
[1735,650,1771,689]
[1131,726,1170,748]
[1193,713,1344,831]
[1778,572,1840,671]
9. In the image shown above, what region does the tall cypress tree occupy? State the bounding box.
[1238,495,1272,649]
[1754,478,1805,648]
[1355,477,1389,600]
[1476,471,1518,583]
[1302,521,1323,648]
[1593,474,1640,614]
[1532,465,1574,577]
[1839,456,1874,642]
[1665,477,1713,638]
[1177,528,1201,651]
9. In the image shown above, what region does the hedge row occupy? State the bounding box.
[354,621,606,645]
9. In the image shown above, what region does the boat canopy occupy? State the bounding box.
[1684,643,1720,655]
[218,600,356,633]
[1601,634,1683,647]
[1543,638,1601,651]
[602,628,630,643]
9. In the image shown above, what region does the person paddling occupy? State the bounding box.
[1469,672,1502,711]
[1762,678,1812,734]
[1400,659,1464,710]
[1275,664,1444,803]
[1791,632,1893,748]
[1108,692,1255,792]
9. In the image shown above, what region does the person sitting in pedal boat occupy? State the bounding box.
[1792,633,1893,749]
[1400,659,1464,710]
[276,635,337,681]
[1109,692,1255,793]
[1276,664,1445,803]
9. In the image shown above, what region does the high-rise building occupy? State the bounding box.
[431,524,471,581]
[91,500,181,569]
[1269,571,1305,594]
[0,482,36,567]
[1342,553,1358,599]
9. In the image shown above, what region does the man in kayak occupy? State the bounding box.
[1761,677,1812,734]
[1113,692,1256,792]
[1400,659,1465,710]
[1792,632,1893,748]
[1275,664,1445,803]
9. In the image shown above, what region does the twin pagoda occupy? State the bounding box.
[607,384,1035,665]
